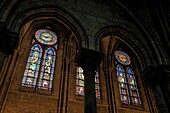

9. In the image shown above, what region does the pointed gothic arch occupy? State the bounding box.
[97,27,155,112]
[94,26,153,67]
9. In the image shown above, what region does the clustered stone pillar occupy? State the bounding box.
[75,47,104,113]
[141,65,170,113]
[159,65,170,112]
[0,22,18,110]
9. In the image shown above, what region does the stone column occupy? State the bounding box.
[0,23,19,111]
[75,47,104,113]
[159,65,170,112]
[141,66,169,113]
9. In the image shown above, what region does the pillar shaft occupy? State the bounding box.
[152,85,169,113]
[84,71,96,113]
[141,65,170,113]
[75,47,104,113]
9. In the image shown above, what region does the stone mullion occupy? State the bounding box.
[57,40,67,113]
[103,67,114,113]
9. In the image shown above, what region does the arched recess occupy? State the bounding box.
[10,7,84,92]
[95,26,153,68]
[0,5,85,113]
[95,26,157,113]
[5,6,88,49]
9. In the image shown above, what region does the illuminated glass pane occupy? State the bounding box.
[116,65,130,104]
[76,86,84,96]
[22,44,42,87]
[114,50,131,65]
[35,29,57,45]
[121,95,130,104]
[115,50,142,106]
[126,67,141,105]
[38,47,56,90]
[76,67,100,98]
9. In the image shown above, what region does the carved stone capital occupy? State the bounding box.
[75,47,104,72]
[0,26,19,54]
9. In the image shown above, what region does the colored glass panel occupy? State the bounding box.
[126,67,141,105]
[35,29,57,45]
[76,67,100,98]
[38,47,56,90]
[76,67,84,96]
[116,65,130,104]
[22,44,42,87]
[115,50,142,106]
[114,50,131,65]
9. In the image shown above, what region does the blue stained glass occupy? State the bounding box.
[127,67,134,74]
[115,50,142,106]
[35,29,57,45]
[116,65,124,71]
[76,86,84,96]
[22,29,58,91]
[38,47,56,90]
[22,44,42,87]
[115,50,131,65]
[116,62,130,104]
[126,67,141,105]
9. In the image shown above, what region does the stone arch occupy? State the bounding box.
[3,3,88,48]
[94,26,158,68]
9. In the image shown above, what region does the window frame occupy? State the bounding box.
[114,50,143,110]
[20,29,58,94]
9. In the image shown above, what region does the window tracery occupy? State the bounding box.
[115,50,141,105]
[22,29,57,90]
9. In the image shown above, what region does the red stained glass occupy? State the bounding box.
[76,67,100,98]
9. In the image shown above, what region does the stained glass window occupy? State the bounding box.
[126,67,141,105]
[22,29,57,91]
[22,44,42,87]
[116,65,130,104]
[76,67,100,98]
[35,29,57,45]
[38,47,56,90]
[115,50,142,106]
[115,50,131,65]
